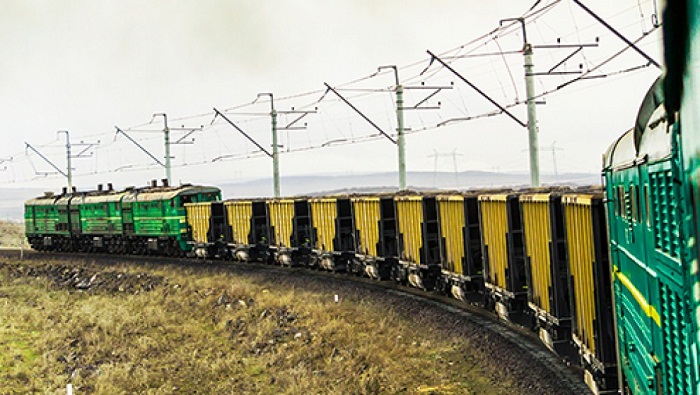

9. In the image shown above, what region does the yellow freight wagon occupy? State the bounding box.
[520,193,573,357]
[268,199,295,249]
[217,199,271,262]
[562,193,617,390]
[352,196,380,257]
[224,200,253,246]
[310,198,337,253]
[220,199,269,262]
[478,193,529,323]
[436,194,484,301]
[185,201,213,245]
[437,195,465,275]
[266,198,313,266]
[394,195,441,290]
[351,195,398,279]
[309,197,354,271]
[184,200,229,259]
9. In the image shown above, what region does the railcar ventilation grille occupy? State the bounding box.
[650,170,681,258]
[660,282,691,394]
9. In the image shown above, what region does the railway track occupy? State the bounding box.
[0,248,591,394]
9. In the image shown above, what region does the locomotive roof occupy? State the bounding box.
[27,185,220,206]
[24,194,61,206]
[637,105,672,163]
[603,128,636,170]
[604,76,671,171]
[634,77,664,149]
[79,191,132,204]
[122,185,220,202]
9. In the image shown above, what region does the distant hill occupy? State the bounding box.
[218,170,600,199]
[0,187,46,221]
[0,170,600,220]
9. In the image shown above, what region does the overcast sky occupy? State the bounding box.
[0,0,663,194]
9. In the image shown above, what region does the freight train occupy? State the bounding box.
[23,2,700,394]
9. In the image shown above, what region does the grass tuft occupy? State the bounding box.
[0,257,520,394]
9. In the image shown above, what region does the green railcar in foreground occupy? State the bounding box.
[663,0,700,393]
[603,3,700,392]
[603,77,696,394]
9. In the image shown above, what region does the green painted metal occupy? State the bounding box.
[669,0,700,393]
[24,195,67,237]
[130,187,221,250]
[77,195,125,236]
[25,185,221,253]
[604,75,697,393]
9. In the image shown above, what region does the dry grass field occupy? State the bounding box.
[0,221,24,248]
[0,255,523,395]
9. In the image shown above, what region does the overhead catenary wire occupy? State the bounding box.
[7,0,660,185]
[6,0,555,162]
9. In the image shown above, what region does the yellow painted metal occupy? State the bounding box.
[224,201,253,244]
[613,266,661,327]
[267,199,295,247]
[479,194,510,290]
[309,198,337,252]
[520,194,553,313]
[437,195,465,275]
[184,202,211,244]
[351,197,381,256]
[562,194,597,353]
[395,196,423,263]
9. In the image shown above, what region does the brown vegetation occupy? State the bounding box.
[0,221,24,248]
[0,256,520,394]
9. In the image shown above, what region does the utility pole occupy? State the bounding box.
[257,93,280,197]
[429,149,463,187]
[25,133,97,190]
[57,130,73,191]
[212,103,314,198]
[325,71,448,192]
[378,66,406,190]
[501,18,540,187]
[522,141,563,179]
[153,113,171,185]
[542,141,563,177]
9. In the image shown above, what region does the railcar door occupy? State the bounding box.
[122,202,134,234]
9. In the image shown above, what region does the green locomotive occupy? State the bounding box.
[25,182,220,255]
[665,0,700,393]
[602,0,700,388]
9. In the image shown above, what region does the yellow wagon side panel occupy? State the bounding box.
[437,196,465,275]
[521,195,553,313]
[479,196,509,290]
[268,200,294,248]
[563,195,597,354]
[310,199,337,252]
[352,198,380,256]
[224,201,253,245]
[185,202,211,244]
[396,196,423,264]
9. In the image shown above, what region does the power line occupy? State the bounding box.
[2,0,659,186]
